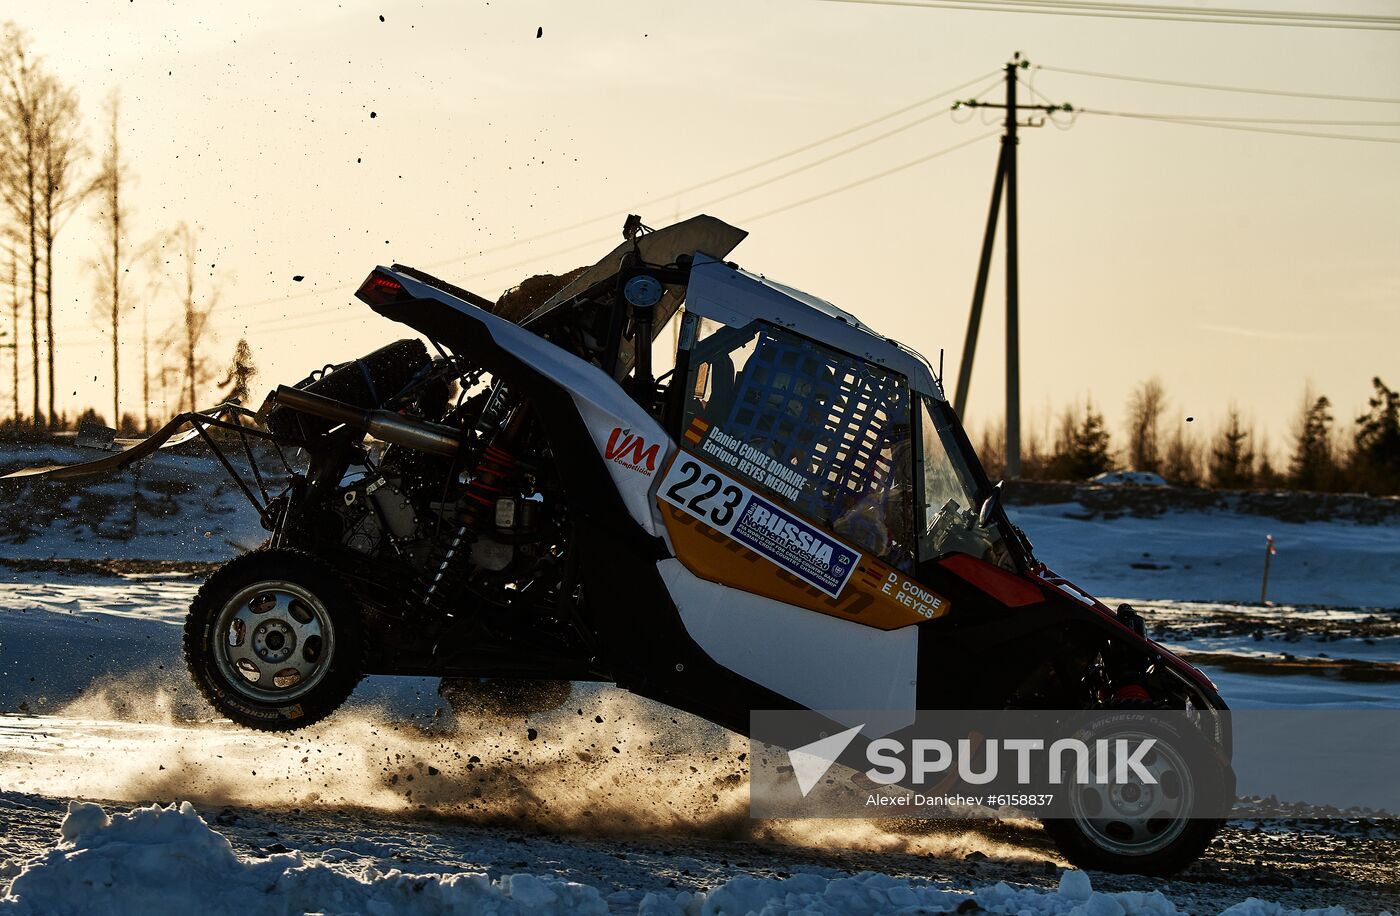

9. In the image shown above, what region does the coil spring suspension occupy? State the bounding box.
[421,445,519,612]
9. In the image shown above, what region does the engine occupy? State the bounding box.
[271,339,568,619]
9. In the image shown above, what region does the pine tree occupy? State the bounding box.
[1351,377,1400,495]
[1255,432,1284,489]
[218,336,257,405]
[1209,407,1255,489]
[1289,389,1336,491]
[1070,402,1113,479]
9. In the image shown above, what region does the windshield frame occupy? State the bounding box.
[914,396,1030,573]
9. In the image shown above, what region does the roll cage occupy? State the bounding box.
[520,223,1033,575]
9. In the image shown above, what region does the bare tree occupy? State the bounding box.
[6,240,18,423]
[164,223,219,412]
[1162,414,1203,486]
[140,288,151,430]
[156,361,176,420]
[976,418,1006,481]
[1125,378,1166,473]
[36,71,84,425]
[91,91,133,427]
[0,23,44,427]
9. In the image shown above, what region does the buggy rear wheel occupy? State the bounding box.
[184,549,364,731]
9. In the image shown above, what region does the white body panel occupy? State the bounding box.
[659,558,917,731]
[384,267,672,538]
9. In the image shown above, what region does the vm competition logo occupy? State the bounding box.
[605,427,660,476]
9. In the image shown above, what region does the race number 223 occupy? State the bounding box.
[663,457,743,527]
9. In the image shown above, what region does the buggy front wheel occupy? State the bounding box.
[1040,708,1230,875]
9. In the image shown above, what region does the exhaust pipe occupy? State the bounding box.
[269,385,463,457]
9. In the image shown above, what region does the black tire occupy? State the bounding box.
[184,548,364,732]
[1041,707,1230,875]
[438,677,573,719]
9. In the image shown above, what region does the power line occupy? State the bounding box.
[1097,113,1400,126]
[682,107,956,214]
[185,70,1001,332]
[741,130,999,222]
[420,70,1002,270]
[1036,64,1400,104]
[441,130,998,282]
[1077,108,1400,142]
[966,0,1392,24]
[810,0,1400,30]
[200,130,1003,337]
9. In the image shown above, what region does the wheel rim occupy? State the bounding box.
[1068,727,1196,858]
[212,580,337,704]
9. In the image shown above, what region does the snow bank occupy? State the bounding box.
[1012,503,1400,608]
[639,866,1351,915]
[0,802,1355,916]
[0,444,266,564]
[0,801,609,915]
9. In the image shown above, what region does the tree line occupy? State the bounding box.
[0,21,240,438]
[975,377,1400,496]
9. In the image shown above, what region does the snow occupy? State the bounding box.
[1,800,611,916]
[1198,667,1400,709]
[1134,598,1400,666]
[0,451,1393,914]
[1011,503,1400,608]
[0,569,449,717]
[0,444,267,563]
[1,801,1358,916]
[1218,902,1348,916]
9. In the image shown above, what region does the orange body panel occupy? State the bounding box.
[659,481,951,631]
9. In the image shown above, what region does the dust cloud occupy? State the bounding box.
[0,676,1046,864]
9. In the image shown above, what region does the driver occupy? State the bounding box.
[832,421,915,572]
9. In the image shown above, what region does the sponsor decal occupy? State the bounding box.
[605,426,660,477]
[688,419,810,501]
[879,571,945,620]
[660,454,861,599]
[731,500,857,599]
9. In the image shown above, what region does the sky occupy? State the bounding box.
[4,0,1398,459]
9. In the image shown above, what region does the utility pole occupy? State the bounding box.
[1004,59,1021,478]
[951,54,1071,479]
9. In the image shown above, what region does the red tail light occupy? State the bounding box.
[355,270,410,307]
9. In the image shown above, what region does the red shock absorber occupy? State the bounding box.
[459,445,519,528]
[1113,684,1153,703]
[421,405,532,613]
[421,444,520,611]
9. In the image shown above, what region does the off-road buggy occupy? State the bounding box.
[5,215,1233,874]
